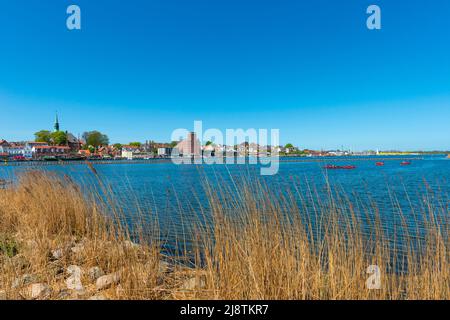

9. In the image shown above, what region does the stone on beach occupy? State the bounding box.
[181,275,207,290]
[51,248,65,260]
[88,266,105,282]
[12,274,38,289]
[123,240,140,249]
[96,272,121,291]
[70,243,85,254]
[26,283,52,299]
[48,262,65,277]
[57,289,72,300]
[65,265,84,292]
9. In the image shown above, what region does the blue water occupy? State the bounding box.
[1,155,449,252]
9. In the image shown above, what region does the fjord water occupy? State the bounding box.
[1,155,449,253]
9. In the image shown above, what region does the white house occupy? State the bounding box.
[121,146,140,160]
[23,142,49,158]
[157,147,173,156]
[0,144,25,157]
[32,145,70,158]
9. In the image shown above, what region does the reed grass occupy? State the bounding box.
[0,169,448,300]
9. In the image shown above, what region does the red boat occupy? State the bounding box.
[324,165,356,170]
[400,161,411,166]
[376,162,385,166]
[13,155,26,161]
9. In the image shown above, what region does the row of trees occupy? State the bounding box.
[34,130,109,148]
[82,131,109,148]
[35,130,68,145]
[34,131,299,154]
[34,128,178,153]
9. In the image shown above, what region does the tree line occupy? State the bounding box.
[34,130,109,149]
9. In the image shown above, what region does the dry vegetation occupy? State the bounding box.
[0,170,448,300]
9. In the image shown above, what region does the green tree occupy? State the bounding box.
[129,142,142,148]
[205,141,213,146]
[285,143,294,149]
[170,141,179,148]
[113,143,123,150]
[51,131,68,145]
[34,130,52,143]
[82,131,109,148]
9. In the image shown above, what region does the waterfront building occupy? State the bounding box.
[0,143,25,157]
[248,143,260,155]
[121,145,141,160]
[97,145,113,157]
[67,133,83,152]
[237,142,248,156]
[213,144,225,153]
[32,145,70,158]
[202,144,215,157]
[157,147,173,156]
[175,132,201,157]
[0,140,9,155]
[24,142,49,158]
[0,140,9,159]
[78,149,92,157]
[236,142,260,156]
[258,145,272,156]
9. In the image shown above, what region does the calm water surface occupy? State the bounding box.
[1,155,449,252]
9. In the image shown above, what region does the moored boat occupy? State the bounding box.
[376,162,385,166]
[400,161,411,166]
[13,155,27,161]
[42,156,58,161]
[63,155,87,161]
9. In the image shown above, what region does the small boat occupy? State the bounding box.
[63,155,87,161]
[400,161,411,166]
[42,156,58,161]
[376,162,385,166]
[324,165,356,170]
[13,155,26,161]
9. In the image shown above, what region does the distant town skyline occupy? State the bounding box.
[1,1,450,151]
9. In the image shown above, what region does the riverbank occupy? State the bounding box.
[0,170,448,300]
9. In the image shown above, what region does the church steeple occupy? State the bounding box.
[54,112,60,132]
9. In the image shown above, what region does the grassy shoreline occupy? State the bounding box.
[0,170,448,300]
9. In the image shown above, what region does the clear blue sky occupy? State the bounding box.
[1,0,449,150]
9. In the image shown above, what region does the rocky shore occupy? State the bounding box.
[0,236,208,300]
[0,172,208,300]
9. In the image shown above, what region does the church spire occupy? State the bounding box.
[54,112,60,132]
